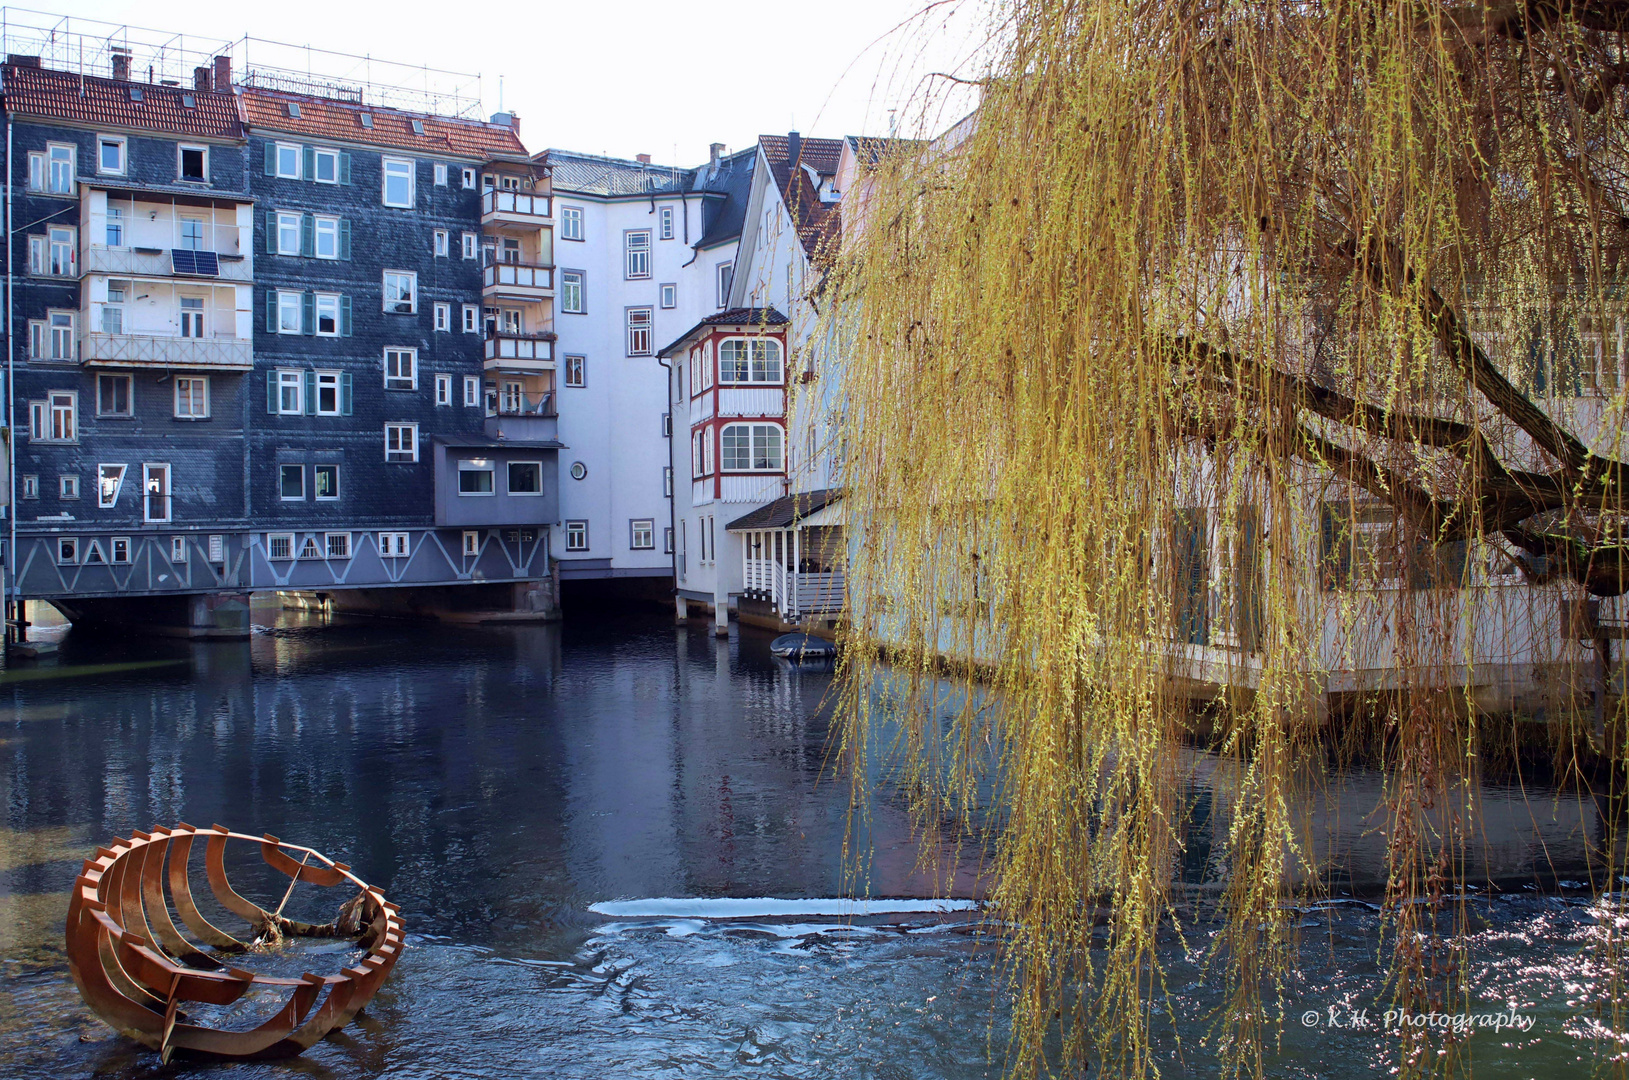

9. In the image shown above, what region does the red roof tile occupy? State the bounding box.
[760,134,844,262]
[241,89,526,161]
[2,63,241,139]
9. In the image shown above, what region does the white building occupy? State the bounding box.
[544,145,756,586]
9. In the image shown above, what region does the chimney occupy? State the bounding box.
[709,142,725,168]
[788,130,802,165]
[636,153,651,164]
[110,49,131,81]
[213,55,231,91]
[194,66,212,92]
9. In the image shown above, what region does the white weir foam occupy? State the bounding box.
[587,897,980,919]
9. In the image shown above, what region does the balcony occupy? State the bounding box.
[482,189,552,225]
[82,245,252,283]
[82,331,253,371]
[483,332,555,372]
[484,391,558,442]
[481,261,554,300]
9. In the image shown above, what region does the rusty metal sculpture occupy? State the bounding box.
[64,823,402,1062]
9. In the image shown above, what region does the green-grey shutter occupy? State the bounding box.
[267,370,279,413]
[304,370,317,416]
[338,218,351,260]
[301,291,315,336]
[264,142,276,175]
[302,145,316,181]
[265,290,278,333]
[338,152,352,185]
[266,210,278,253]
[300,213,315,258]
[340,294,353,336]
[340,372,353,416]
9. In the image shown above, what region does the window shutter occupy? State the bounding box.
[301,291,315,336]
[338,152,352,185]
[340,294,353,337]
[303,145,316,181]
[300,213,315,258]
[304,370,317,415]
[268,371,279,414]
[264,142,276,175]
[341,372,354,416]
[338,218,351,260]
[265,290,277,333]
[266,210,278,252]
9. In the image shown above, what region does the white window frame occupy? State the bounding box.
[40,390,78,442]
[325,532,352,559]
[560,270,584,314]
[461,530,482,556]
[462,232,478,259]
[463,376,481,407]
[564,355,586,387]
[314,292,341,336]
[276,211,302,256]
[97,134,127,176]
[379,531,410,558]
[98,464,128,508]
[565,520,589,551]
[143,463,172,524]
[507,460,543,496]
[384,348,417,390]
[57,537,79,565]
[280,463,305,500]
[170,536,187,564]
[111,537,132,565]
[660,283,677,309]
[433,162,448,186]
[461,167,477,189]
[42,142,75,194]
[624,229,651,279]
[314,370,343,416]
[174,376,210,419]
[631,519,655,550]
[60,474,80,500]
[717,262,733,308]
[436,373,452,405]
[314,464,340,501]
[267,532,295,560]
[383,270,417,314]
[462,304,479,333]
[178,143,208,182]
[274,141,302,179]
[385,423,419,463]
[434,302,451,332]
[22,475,39,498]
[458,459,496,496]
[717,337,785,384]
[382,157,414,208]
[720,422,785,472]
[276,369,304,414]
[313,147,340,184]
[659,205,674,240]
[626,307,653,356]
[434,229,449,257]
[314,215,340,259]
[277,289,303,334]
[561,205,583,241]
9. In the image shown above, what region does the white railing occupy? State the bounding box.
[82,245,252,282]
[482,189,552,219]
[482,262,553,292]
[795,571,846,614]
[82,332,253,369]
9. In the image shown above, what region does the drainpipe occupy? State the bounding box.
[5,108,15,640]
[657,351,678,600]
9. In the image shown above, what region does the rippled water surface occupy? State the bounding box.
[0,609,1621,1077]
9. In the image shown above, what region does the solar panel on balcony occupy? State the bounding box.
[170,250,219,277]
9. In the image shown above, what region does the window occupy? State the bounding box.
[717,262,734,307]
[143,464,171,523]
[721,423,784,471]
[280,464,305,500]
[659,205,674,240]
[434,162,448,186]
[379,532,410,557]
[37,143,74,193]
[313,464,339,501]
[48,226,76,276]
[57,538,79,565]
[660,283,677,309]
[175,377,209,419]
[462,232,478,259]
[718,338,784,383]
[111,537,131,564]
[565,520,589,551]
[326,533,351,559]
[625,230,651,278]
[434,302,451,332]
[464,376,481,407]
[383,270,416,314]
[631,519,655,550]
[1579,313,1625,393]
[565,355,586,387]
[462,530,481,556]
[98,135,126,175]
[60,474,80,500]
[21,476,38,499]
[100,280,126,335]
[170,536,187,564]
[46,392,77,442]
[179,218,204,250]
[560,270,584,314]
[384,348,417,390]
[434,229,449,257]
[97,375,132,417]
[626,308,653,356]
[462,167,476,189]
[178,144,207,182]
[29,312,78,360]
[275,142,301,179]
[314,371,344,415]
[462,304,479,333]
[459,460,495,495]
[314,216,340,259]
[276,211,301,255]
[313,147,340,184]
[278,289,303,333]
[180,296,205,338]
[692,430,711,478]
[275,369,303,414]
[508,461,542,494]
[665,527,674,554]
[106,206,123,247]
[662,412,673,437]
[298,536,323,559]
[385,423,418,462]
[382,157,414,207]
[314,292,340,336]
[98,464,127,508]
[268,533,294,560]
[663,465,673,497]
[561,205,583,240]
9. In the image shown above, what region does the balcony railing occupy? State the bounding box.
[81,332,253,371]
[487,391,557,418]
[481,261,554,293]
[482,189,552,220]
[82,245,252,282]
[483,332,555,364]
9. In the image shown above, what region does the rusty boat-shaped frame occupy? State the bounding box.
[64,823,403,1061]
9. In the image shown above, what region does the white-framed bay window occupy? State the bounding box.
[720,423,783,472]
[718,338,783,383]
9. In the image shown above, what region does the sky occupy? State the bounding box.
[17,1,994,167]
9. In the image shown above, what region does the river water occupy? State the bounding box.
[0,609,1621,1077]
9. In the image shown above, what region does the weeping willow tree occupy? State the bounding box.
[820,0,1629,1076]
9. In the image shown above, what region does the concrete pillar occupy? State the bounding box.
[714,594,729,637]
[675,595,689,622]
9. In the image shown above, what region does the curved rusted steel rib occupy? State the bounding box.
[64,824,404,1062]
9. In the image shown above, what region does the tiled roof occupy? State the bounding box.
[544,149,689,196]
[241,89,527,160]
[1,63,241,139]
[760,134,845,261]
[726,488,840,531]
[656,307,788,357]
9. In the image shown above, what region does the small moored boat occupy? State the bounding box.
[769,633,837,661]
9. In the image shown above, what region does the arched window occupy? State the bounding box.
[720,423,783,472]
[717,337,783,384]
